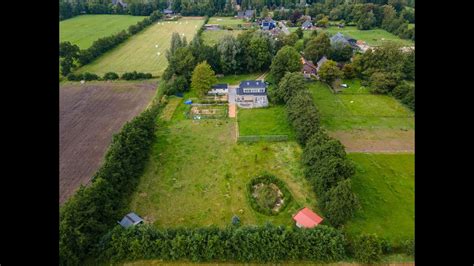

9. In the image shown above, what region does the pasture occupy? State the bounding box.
[325,26,414,46]
[59,80,157,204]
[60,14,146,49]
[201,29,244,46]
[345,153,414,246]
[208,16,247,27]
[76,17,205,76]
[129,99,317,228]
[308,81,414,131]
[238,106,294,139]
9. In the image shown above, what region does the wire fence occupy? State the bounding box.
[237,135,289,143]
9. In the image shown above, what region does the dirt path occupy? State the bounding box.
[228,103,236,118]
[329,129,414,153]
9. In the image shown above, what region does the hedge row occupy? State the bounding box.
[76,11,162,66]
[237,135,289,143]
[59,103,161,265]
[246,173,293,216]
[277,73,359,228]
[67,71,153,81]
[95,224,346,263]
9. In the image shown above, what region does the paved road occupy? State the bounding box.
[278,21,290,35]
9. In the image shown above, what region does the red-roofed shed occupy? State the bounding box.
[293,207,323,228]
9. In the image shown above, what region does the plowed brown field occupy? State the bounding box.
[59,81,156,204]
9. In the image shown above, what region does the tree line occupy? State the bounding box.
[95,224,346,263]
[59,11,162,77]
[59,103,161,265]
[66,71,153,81]
[267,46,360,228]
[60,0,168,20]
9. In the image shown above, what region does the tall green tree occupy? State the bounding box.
[324,179,360,227]
[273,72,307,104]
[318,60,343,85]
[303,32,330,63]
[217,35,240,74]
[191,61,217,97]
[248,36,272,72]
[269,45,301,84]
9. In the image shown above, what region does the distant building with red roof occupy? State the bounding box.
[293,207,323,228]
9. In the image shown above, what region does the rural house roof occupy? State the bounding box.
[293,207,323,228]
[118,212,144,228]
[245,10,255,17]
[237,80,267,95]
[316,56,328,69]
[163,9,173,14]
[302,20,313,28]
[330,32,350,46]
[240,80,266,88]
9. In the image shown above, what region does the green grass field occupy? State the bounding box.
[129,98,317,228]
[308,81,414,130]
[345,153,414,246]
[60,14,146,49]
[217,72,264,85]
[325,26,414,46]
[208,16,247,26]
[76,17,205,76]
[238,106,294,138]
[201,29,244,46]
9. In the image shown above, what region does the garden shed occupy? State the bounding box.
[293,207,323,228]
[118,212,144,228]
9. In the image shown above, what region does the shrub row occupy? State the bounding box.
[67,71,153,81]
[59,103,161,265]
[246,173,293,216]
[276,73,359,228]
[75,11,162,66]
[95,224,346,263]
[237,135,289,143]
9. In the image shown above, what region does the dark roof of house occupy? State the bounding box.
[303,60,317,70]
[163,9,173,14]
[244,10,255,17]
[240,80,266,88]
[236,87,267,95]
[316,56,328,70]
[118,212,144,228]
[302,20,313,28]
[212,84,228,89]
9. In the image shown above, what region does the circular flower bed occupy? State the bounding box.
[247,173,292,216]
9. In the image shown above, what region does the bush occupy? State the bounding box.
[96,224,346,263]
[353,234,383,263]
[323,179,359,227]
[402,238,414,257]
[121,71,153,80]
[286,90,320,145]
[67,73,83,81]
[83,72,100,81]
[103,72,119,80]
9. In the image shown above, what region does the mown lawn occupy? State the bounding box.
[208,16,247,26]
[201,29,244,46]
[345,153,414,246]
[60,14,146,49]
[217,72,264,85]
[129,99,317,228]
[325,26,414,46]
[238,106,294,139]
[308,81,414,130]
[76,17,205,76]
